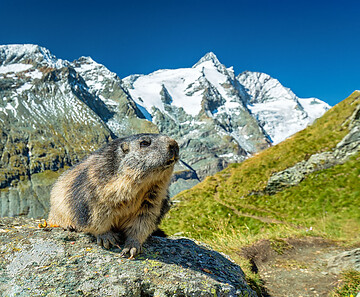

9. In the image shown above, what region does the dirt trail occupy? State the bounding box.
[213,189,287,225]
[241,237,357,297]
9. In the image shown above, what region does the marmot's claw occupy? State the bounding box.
[65,225,76,232]
[120,238,141,258]
[129,247,138,259]
[96,231,121,249]
[120,247,138,259]
[119,247,130,257]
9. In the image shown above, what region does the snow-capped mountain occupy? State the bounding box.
[122,52,331,183]
[123,52,273,180]
[0,44,330,218]
[0,44,67,69]
[124,54,330,146]
[71,56,156,136]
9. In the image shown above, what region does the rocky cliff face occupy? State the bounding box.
[0,45,115,217]
[0,44,330,218]
[0,45,155,218]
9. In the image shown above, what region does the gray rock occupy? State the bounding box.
[335,104,360,159]
[0,217,256,297]
[265,152,336,194]
[327,248,360,274]
[169,178,200,198]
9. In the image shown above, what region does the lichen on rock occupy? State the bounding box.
[0,217,256,297]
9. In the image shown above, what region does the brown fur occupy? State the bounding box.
[48,134,179,256]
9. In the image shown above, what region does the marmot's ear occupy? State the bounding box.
[120,142,130,154]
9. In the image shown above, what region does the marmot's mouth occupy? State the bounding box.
[165,155,179,166]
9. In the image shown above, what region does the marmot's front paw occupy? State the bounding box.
[120,238,141,259]
[96,231,121,249]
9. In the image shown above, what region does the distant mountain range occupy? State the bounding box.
[124,52,329,145]
[0,44,330,218]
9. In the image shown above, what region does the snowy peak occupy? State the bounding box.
[72,56,115,77]
[123,53,270,162]
[123,52,245,119]
[192,52,234,79]
[0,44,43,65]
[124,54,330,148]
[72,56,118,93]
[0,44,67,68]
[192,52,222,69]
[0,44,69,103]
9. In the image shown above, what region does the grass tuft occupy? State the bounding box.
[330,270,360,297]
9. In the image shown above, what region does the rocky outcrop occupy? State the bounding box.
[0,217,256,297]
[265,104,360,194]
[327,248,360,274]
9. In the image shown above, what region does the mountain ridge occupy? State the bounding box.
[124,51,330,145]
[0,44,330,218]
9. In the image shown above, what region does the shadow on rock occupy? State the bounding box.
[141,236,248,289]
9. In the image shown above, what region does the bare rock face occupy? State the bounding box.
[0,217,256,297]
[327,248,360,274]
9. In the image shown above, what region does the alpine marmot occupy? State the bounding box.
[48,133,179,258]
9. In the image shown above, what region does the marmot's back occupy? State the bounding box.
[48,133,179,257]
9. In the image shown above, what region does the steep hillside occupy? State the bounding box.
[161,91,360,247]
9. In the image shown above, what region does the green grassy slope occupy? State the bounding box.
[161,91,360,251]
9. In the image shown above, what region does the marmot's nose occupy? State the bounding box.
[168,139,179,158]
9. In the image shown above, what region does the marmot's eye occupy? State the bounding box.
[140,139,151,148]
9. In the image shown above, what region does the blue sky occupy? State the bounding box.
[1,0,359,106]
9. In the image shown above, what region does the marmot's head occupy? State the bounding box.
[114,134,179,178]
